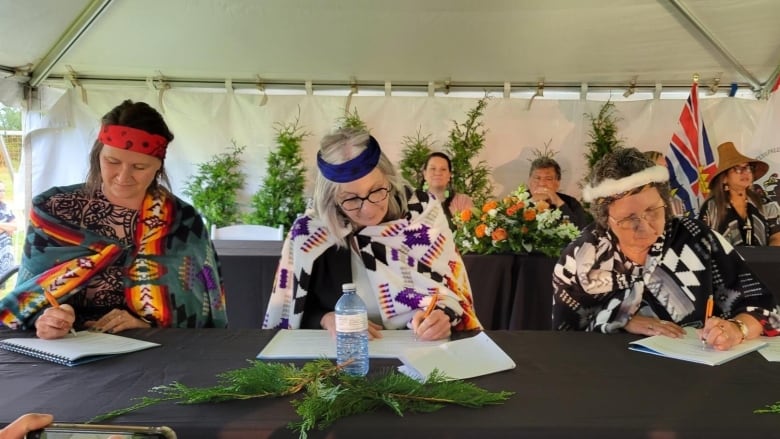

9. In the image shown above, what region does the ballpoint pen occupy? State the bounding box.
[415,294,439,340]
[43,290,78,337]
[701,294,714,346]
[422,294,439,320]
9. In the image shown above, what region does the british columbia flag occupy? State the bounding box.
[666,82,716,216]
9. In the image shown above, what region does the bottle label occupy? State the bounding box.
[335,313,368,332]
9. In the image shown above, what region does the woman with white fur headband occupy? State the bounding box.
[552,147,780,351]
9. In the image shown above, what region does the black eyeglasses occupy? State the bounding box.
[339,187,391,211]
[609,204,666,231]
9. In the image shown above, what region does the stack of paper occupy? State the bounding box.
[257,329,516,380]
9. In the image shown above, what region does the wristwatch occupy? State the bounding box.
[728,318,749,341]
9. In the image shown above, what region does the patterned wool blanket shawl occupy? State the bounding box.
[0,185,227,330]
[263,189,481,331]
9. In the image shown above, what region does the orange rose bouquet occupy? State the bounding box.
[452,184,580,257]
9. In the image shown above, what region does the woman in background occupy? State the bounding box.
[421,152,473,228]
[698,141,780,246]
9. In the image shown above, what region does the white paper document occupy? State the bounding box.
[398,332,516,381]
[628,329,767,366]
[758,337,780,361]
[257,330,516,381]
[0,331,160,366]
[256,329,447,359]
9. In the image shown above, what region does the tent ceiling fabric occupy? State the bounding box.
[2,0,780,92]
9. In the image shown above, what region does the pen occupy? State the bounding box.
[702,294,714,346]
[43,290,77,337]
[422,294,439,319]
[415,294,439,340]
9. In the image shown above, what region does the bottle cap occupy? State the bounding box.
[342,283,356,291]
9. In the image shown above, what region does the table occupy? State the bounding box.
[213,242,780,331]
[214,240,283,329]
[213,240,557,330]
[2,328,780,438]
[735,246,780,304]
[462,254,556,330]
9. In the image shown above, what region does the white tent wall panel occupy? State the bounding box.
[19,86,763,220]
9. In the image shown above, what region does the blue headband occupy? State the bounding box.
[317,135,382,183]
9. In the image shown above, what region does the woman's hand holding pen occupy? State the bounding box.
[699,317,744,351]
[411,296,451,341]
[35,304,76,340]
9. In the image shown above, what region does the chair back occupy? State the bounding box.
[211,224,285,241]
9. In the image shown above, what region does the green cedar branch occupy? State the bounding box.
[91,359,512,439]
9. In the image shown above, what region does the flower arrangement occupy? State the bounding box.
[452,184,580,257]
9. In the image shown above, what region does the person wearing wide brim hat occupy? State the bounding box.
[698,141,780,246]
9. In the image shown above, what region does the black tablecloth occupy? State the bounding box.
[214,241,780,331]
[463,253,556,330]
[735,246,780,304]
[214,240,558,331]
[215,240,283,329]
[2,328,780,438]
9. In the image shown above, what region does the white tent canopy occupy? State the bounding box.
[1,0,779,214]
[3,0,779,92]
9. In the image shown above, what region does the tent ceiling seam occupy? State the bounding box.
[29,0,115,88]
[667,0,760,90]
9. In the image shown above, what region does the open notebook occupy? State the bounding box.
[257,330,515,381]
[628,329,767,366]
[0,331,160,366]
[257,329,447,359]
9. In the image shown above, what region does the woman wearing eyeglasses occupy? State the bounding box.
[552,147,779,350]
[698,142,780,246]
[263,128,481,341]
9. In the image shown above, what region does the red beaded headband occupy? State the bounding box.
[98,124,168,159]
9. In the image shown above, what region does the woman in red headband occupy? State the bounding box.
[263,128,481,341]
[0,100,227,338]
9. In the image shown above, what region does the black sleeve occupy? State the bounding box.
[300,246,353,329]
[558,193,590,230]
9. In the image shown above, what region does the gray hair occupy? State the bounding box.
[586,147,672,232]
[313,128,408,247]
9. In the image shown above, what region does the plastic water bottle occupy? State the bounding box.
[335,283,369,376]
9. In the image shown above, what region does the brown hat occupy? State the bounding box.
[712,141,768,181]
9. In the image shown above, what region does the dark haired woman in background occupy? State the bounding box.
[698,141,780,246]
[421,152,473,228]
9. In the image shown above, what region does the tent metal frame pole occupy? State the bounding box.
[39,74,747,94]
[667,0,761,91]
[760,64,780,99]
[28,0,114,88]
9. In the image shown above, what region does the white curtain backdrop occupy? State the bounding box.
[14,84,770,220]
[745,89,780,199]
